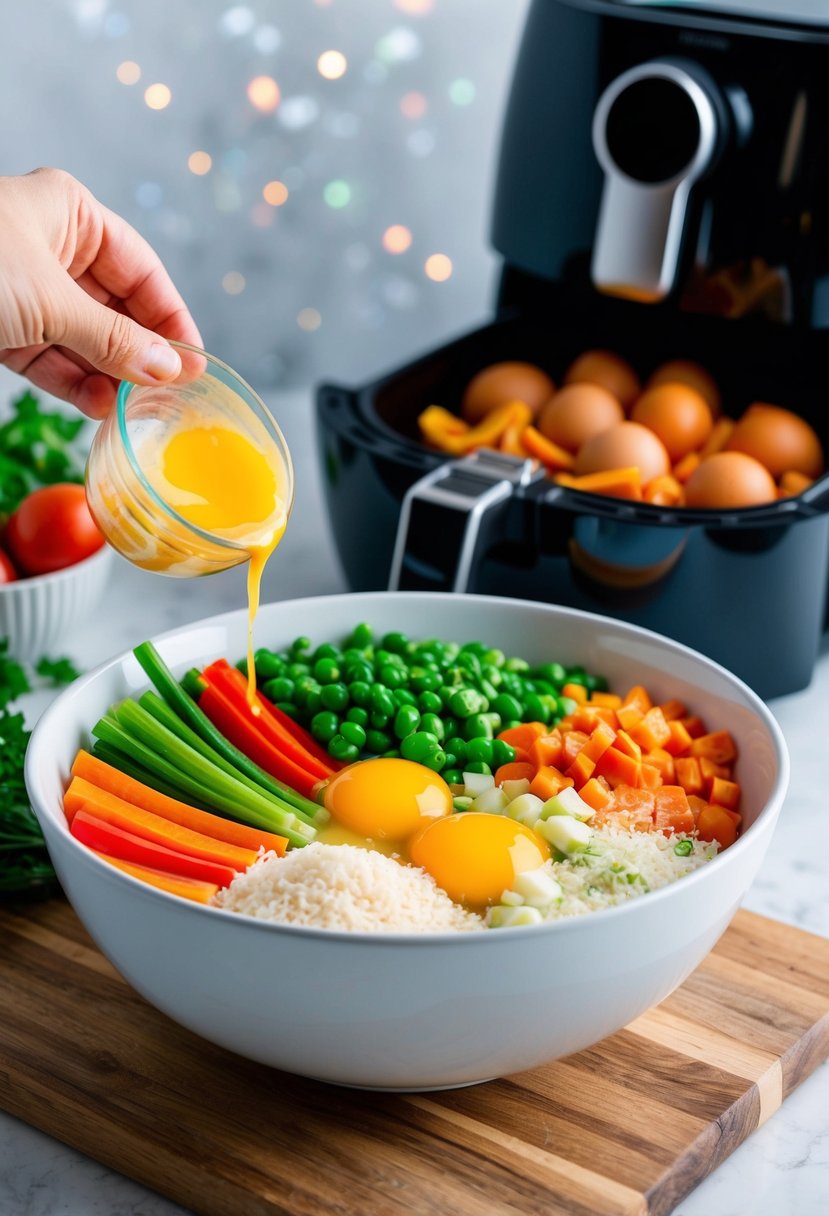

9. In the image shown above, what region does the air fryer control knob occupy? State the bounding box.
[591,60,724,302]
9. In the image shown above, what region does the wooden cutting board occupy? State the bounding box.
[1,901,827,1216]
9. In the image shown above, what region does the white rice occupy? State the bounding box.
[536,824,720,922]
[215,842,484,933]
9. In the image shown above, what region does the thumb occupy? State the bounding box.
[51,275,183,384]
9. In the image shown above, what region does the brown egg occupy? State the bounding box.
[461,362,555,425]
[563,350,641,410]
[725,403,824,480]
[646,360,721,417]
[685,452,777,509]
[631,383,713,462]
[575,421,671,483]
[536,384,624,453]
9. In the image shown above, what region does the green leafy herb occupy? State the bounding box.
[0,640,31,710]
[35,655,81,686]
[0,389,86,518]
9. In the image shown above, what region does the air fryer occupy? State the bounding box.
[316,0,829,699]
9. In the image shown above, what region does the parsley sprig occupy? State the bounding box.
[0,390,86,519]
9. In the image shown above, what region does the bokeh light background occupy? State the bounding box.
[4,0,529,390]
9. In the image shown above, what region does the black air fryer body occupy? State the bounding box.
[316,0,829,699]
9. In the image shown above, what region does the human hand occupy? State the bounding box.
[0,167,202,419]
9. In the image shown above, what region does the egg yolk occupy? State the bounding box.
[409,812,550,909]
[322,758,453,841]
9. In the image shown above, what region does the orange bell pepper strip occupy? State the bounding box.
[418,405,470,452]
[671,453,701,484]
[561,467,643,501]
[91,850,220,904]
[699,416,735,458]
[451,401,533,455]
[644,474,684,506]
[520,425,575,471]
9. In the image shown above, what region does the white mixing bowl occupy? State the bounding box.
[25,592,788,1090]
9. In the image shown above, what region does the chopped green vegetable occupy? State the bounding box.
[35,655,81,687]
[674,839,694,856]
[0,641,30,710]
[0,390,85,519]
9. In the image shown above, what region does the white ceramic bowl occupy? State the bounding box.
[25,592,788,1090]
[0,545,113,659]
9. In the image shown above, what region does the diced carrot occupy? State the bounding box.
[607,785,655,832]
[709,776,741,811]
[699,757,732,794]
[723,808,743,828]
[653,786,695,836]
[71,750,287,855]
[616,704,644,732]
[696,804,739,849]
[614,729,642,760]
[564,467,643,501]
[595,746,641,789]
[497,723,547,752]
[529,766,573,801]
[687,794,708,825]
[644,474,684,506]
[579,721,617,764]
[621,685,653,714]
[64,778,259,871]
[644,748,675,783]
[494,761,536,787]
[91,850,220,904]
[562,682,589,705]
[566,750,596,789]
[579,776,613,812]
[691,730,738,765]
[562,729,590,765]
[588,691,622,710]
[629,706,671,752]
[521,425,576,471]
[778,470,813,497]
[570,705,618,732]
[664,719,694,757]
[675,756,704,797]
[658,699,687,722]
[700,416,735,458]
[671,452,701,484]
[637,763,662,791]
[679,715,706,739]
[529,730,564,771]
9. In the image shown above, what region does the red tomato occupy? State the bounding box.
[6,484,105,576]
[0,548,17,583]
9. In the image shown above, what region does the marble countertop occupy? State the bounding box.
[1,387,827,1216]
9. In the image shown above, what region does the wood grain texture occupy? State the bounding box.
[0,902,827,1216]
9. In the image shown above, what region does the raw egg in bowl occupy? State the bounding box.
[25,592,787,1090]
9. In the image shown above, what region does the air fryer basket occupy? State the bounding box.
[316,289,829,698]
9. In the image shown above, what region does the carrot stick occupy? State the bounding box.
[90,850,220,904]
[71,750,287,855]
[71,809,238,888]
[64,777,260,870]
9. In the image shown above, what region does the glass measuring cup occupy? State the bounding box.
[85,343,294,578]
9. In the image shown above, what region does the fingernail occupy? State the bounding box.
[144,343,182,381]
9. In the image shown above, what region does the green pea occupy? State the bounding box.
[400,731,440,763]
[504,657,530,674]
[418,690,442,713]
[448,688,485,718]
[584,673,608,693]
[463,713,493,740]
[305,689,323,715]
[287,662,311,681]
[313,642,340,663]
[314,657,341,684]
[381,748,401,759]
[289,636,312,658]
[482,664,503,687]
[464,760,492,775]
[346,622,373,649]
[479,678,498,702]
[394,704,421,739]
[522,693,551,723]
[274,701,297,718]
[420,748,447,772]
[346,706,369,727]
[393,688,417,707]
[466,736,494,765]
[369,683,395,717]
[263,675,295,702]
[320,682,349,712]
[445,736,468,764]
[381,631,409,654]
[558,696,578,717]
[348,680,372,706]
[443,751,458,770]
[365,728,391,753]
[311,711,340,743]
[493,692,522,722]
[443,769,463,787]
[539,661,566,686]
[491,739,516,768]
[340,721,367,750]
[254,650,286,679]
[442,715,459,738]
[328,735,360,763]
[411,667,442,693]
[483,648,505,668]
[344,659,374,684]
[457,651,482,679]
[502,718,522,732]
[369,710,390,730]
[419,712,444,741]
[379,662,407,688]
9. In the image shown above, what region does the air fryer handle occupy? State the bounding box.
[388,451,544,592]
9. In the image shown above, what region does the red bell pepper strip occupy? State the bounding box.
[199,682,324,801]
[202,659,335,778]
[70,808,239,888]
